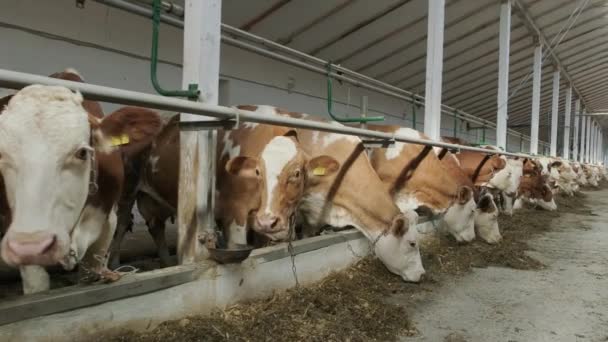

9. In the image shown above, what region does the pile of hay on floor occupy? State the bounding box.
[106,258,417,342]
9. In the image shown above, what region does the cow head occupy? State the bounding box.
[374,211,425,282]
[474,192,501,244]
[225,131,339,242]
[441,186,476,242]
[487,155,514,191]
[0,85,161,267]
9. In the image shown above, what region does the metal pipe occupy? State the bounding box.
[91,0,543,145]
[0,68,533,158]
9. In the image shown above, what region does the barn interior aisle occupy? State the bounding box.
[400,188,608,342]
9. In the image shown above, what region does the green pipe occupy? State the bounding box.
[326,63,384,123]
[151,0,199,99]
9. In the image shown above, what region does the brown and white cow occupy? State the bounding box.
[513,159,556,211]
[262,109,425,282]
[0,69,162,294]
[109,105,339,267]
[365,125,478,243]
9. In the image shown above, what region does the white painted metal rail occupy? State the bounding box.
[0,68,530,158]
[91,0,550,148]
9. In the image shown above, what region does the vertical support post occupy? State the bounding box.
[550,70,560,157]
[592,121,598,163]
[530,44,542,155]
[360,95,368,130]
[178,0,222,264]
[496,0,511,150]
[586,116,592,163]
[563,86,572,159]
[423,0,445,140]
[573,99,580,161]
[580,110,587,162]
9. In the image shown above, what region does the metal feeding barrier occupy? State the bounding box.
[0,68,532,158]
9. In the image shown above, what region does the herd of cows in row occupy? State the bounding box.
[0,69,606,298]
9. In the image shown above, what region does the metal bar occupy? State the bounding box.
[563,86,573,159]
[550,70,560,157]
[496,0,511,150]
[586,116,592,162]
[0,69,533,159]
[424,0,445,140]
[573,99,581,161]
[511,0,589,110]
[177,0,221,264]
[91,0,546,146]
[530,44,542,155]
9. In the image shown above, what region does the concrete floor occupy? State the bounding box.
[400,190,608,342]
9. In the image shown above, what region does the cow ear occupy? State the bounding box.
[0,94,14,114]
[225,156,259,178]
[477,194,495,213]
[457,186,473,205]
[306,155,340,179]
[96,106,163,157]
[550,161,562,169]
[492,156,506,170]
[390,215,408,237]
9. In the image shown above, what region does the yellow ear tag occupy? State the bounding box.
[313,167,326,176]
[110,134,130,146]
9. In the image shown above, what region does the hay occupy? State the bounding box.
[105,258,417,342]
[100,186,600,342]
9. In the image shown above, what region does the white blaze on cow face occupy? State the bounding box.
[0,85,93,267]
[488,156,513,191]
[474,193,501,244]
[442,196,476,243]
[257,136,300,240]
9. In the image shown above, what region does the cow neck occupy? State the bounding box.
[389,145,433,196]
[471,154,492,183]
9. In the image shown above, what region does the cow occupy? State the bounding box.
[109,105,339,268]
[0,69,162,294]
[365,125,478,243]
[261,109,426,282]
[572,162,589,187]
[513,159,557,211]
[441,137,521,215]
[440,152,502,243]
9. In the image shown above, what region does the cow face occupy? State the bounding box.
[226,135,339,241]
[0,85,160,268]
[374,212,425,282]
[474,193,501,244]
[441,186,476,242]
[488,156,513,191]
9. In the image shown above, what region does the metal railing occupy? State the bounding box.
[0,68,531,158]
[91,0,550,149]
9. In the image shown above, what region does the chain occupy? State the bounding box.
[286,214,300,288]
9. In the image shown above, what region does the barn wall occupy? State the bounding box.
[0,0,529,149]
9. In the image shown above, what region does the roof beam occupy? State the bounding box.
[511,0,589,109]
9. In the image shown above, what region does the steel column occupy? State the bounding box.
[581,109,587,162]
[423,0,446,140]
[573,99,581,161]
[530,44,542,155]
[586,116,592,163]
[497,0,511,150]
[178,0,222,264]
[563,87,572,159]
[550,70,560,157]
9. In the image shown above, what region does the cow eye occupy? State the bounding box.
[75,148,90,161]
[293,169,300,178]
[255,168,260,177]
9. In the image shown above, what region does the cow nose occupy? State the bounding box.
[5,233,57,264]
[256,214,279,231]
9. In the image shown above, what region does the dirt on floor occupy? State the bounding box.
[105,185,602,342]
